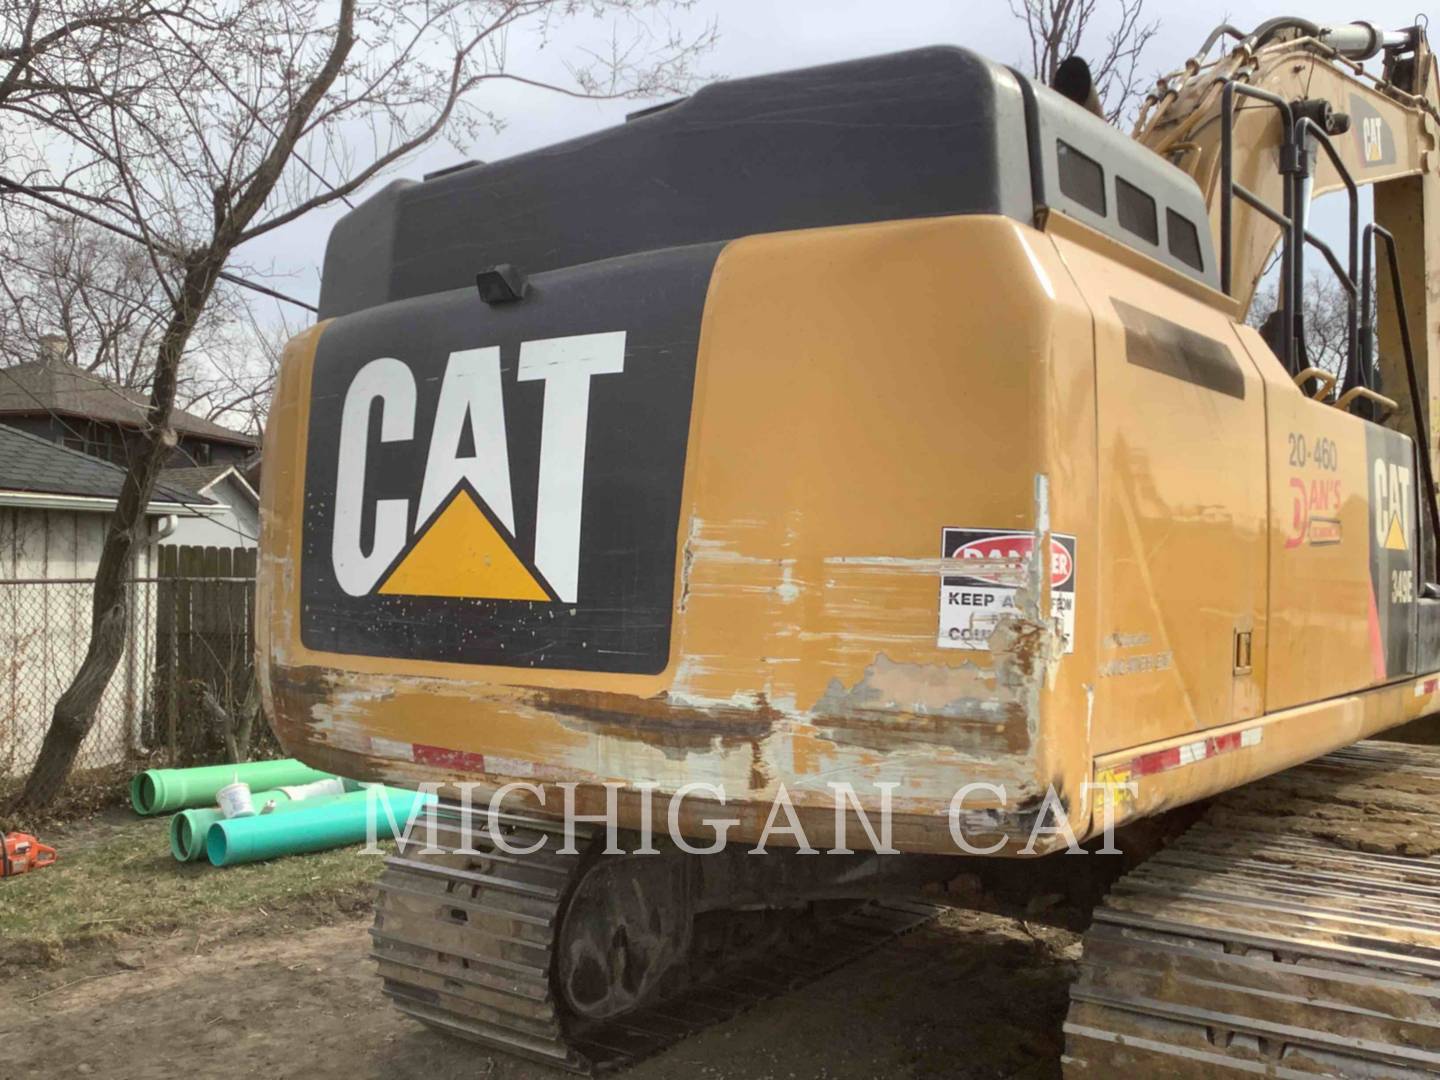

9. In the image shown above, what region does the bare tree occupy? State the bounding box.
[0,212,277,428]
[1248,272,1374,386]
[9,0,715,810]
[0,0,178,110]
[177,298,291,434]
[0,214,171,383]
[1009,0,1159,123]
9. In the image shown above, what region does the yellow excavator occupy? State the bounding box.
[258,16,1440,1075]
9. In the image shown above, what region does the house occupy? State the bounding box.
[0,350,258,470]
[0,424,219,777]
[156,464,260,547]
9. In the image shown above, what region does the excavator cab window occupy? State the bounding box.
[1056,140,1106,215]
[1116,177,1159,244]
[1166,210,1204,271]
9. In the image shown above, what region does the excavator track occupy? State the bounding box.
[370,800,939,1073]
[1064,739,1440,1077]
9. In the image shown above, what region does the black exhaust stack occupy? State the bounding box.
[1052,56,1105,118]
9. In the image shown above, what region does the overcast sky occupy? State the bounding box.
[237,1,1425,326]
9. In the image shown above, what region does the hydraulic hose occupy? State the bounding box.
[1246,17,1323,50]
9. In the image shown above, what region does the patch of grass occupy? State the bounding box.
[0,810,386,965]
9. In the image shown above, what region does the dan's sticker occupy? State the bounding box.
[938,528,1076,652]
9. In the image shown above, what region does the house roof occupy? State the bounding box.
[0,424,213,507]
[0,360,258,446]
[159,464,259,503]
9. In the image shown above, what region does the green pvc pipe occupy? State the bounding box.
[206,788,437,867]
[170,787,295,861]
[169,780,373,861]
[169,784,384,862]
[130,759,335,816]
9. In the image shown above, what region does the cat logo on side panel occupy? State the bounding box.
[1373,459,1412,553]
[329,331,625,603]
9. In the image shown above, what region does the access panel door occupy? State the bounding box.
[1247,339,1419,709]
[1053,235,1269,755]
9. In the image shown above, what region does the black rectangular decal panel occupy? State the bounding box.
[1113,298,1246,400]
[299,243,722,675]
[1366,424,1418,680]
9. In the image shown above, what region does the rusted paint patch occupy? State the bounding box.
[266,662,394,782]
[532,685,778,759]
[812,653,1026,753]
[262,474,1073,849]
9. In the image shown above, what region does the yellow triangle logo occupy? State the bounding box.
[378,488,552,600]
[1384,510,1408,551]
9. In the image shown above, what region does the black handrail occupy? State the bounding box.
[1294,117,1360,390]
[1218,80,1436,579]
[1219,83,1366,385]
[1219,80,1296,371]
[1364,222,1440,580]
[1360,231,1378,390]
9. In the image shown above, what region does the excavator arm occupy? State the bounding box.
[1136,19,1436,306]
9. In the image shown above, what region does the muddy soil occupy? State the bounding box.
[0,904,1077,1080]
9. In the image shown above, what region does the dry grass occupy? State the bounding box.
[0,763,134,833]
[0,807,385,966]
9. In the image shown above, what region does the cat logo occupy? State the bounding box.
[1362,115,1385,163]
[330,331,626,602]
[1350,95,1396,168]
[1373,458,1412,552]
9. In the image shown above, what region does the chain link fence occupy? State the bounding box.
[0,577,156,779]
[0,545,273,783]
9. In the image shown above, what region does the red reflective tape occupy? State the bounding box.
[1209,731,1242,755]
[411,743,486,772]
[1124,728,1260,778]
[1131,747,1181,776]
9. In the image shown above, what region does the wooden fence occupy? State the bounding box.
[152,544,269,763]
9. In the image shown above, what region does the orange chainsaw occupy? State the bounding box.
[1,832,56,877]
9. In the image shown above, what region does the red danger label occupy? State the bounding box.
[938,527,1077,653]
[947,535,1074,589]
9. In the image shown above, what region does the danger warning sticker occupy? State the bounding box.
[938,528,1077,652]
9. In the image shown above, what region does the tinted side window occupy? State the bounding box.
[1116,177,1158,244]
[1167,208,1204,270]
[1057,140,1106,215]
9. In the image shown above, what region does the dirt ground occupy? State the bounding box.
[0,809,1079,1080]
[1,908,1076,1080]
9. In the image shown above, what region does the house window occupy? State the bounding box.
[1057,140,1106,216]
[1116,177,1158,245]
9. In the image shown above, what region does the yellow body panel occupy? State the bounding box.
[1048,222,1269,752]
[259,213,1440,855]
[1251,339,1394,708]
